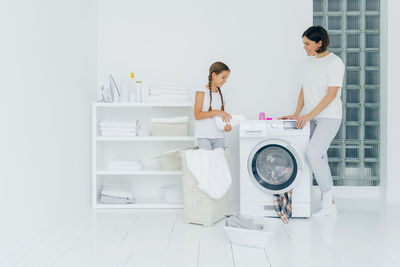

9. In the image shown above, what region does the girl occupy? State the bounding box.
[280,26,345,217]
[194,62,232,150]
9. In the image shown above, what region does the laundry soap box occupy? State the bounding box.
[224,216,282,248]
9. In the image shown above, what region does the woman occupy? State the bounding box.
[280,26,345,217]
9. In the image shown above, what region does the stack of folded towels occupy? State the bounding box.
[148,82,192,102]
[107,160,143,170]
[99,121,136,137]
[100,183,135,204]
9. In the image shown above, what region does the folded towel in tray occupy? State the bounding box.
[225,214,264,230]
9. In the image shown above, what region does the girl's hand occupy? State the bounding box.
[296,114,312,129]
[224,124,232,132]
[217,111,232,123]
[278,114,299,120]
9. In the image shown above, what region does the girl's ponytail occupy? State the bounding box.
[208,73,213,111]
[217,87,225,111]
[207,61,229,111]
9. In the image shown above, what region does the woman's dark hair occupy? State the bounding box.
[302,26,330,53]
[207,61,230,111]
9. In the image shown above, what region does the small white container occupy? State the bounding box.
[151,116,189,136]
[225,217,282,248]
[161,184,183,203]
[152,122,189,136]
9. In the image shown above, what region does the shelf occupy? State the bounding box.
[94,102,193,107]
[95,201,183,209]
[96,136,195,142]
[96,170,182,176]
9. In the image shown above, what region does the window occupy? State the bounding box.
[313,0,380,186]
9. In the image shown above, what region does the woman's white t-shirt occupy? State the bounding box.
[302,52,345,119]
[194,87,224,139]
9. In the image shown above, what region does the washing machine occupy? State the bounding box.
[239,119,311,218]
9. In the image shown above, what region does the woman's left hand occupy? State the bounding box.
[296,114,312,129]
[224,124,232,132]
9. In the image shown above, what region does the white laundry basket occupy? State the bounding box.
[180,149,230,227]
[225,217,282,248]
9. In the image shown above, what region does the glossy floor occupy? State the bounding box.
[1,199,399,267]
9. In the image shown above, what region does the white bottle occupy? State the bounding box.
[136,81,142,103]
[141,81,149,103]
[129,93,136,103]
[119,80,129,102]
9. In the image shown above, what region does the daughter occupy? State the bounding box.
[194,62,232,150]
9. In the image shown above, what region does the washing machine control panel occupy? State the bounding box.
[240,120,309,137]
[267,120,310,136]
[283,120,297,129]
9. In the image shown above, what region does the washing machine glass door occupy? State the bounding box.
[248,140,302,194]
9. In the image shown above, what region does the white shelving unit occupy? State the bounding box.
[92,102,194,209]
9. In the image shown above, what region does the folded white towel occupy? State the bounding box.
[100,195,135,204]
[185,148,232,199]
[160,81,187,88]
[151,116,189,123]
[100,127,135,132]
[101,186,135,200]
[99,121,136,128]
[150,89,189,96]
[148,94,191,103]
[215,115,246,131]
[101,132,136,137]
[107,160,143,170]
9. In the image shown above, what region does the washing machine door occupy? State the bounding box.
[247,138,304,195]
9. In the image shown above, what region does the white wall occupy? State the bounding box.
[0,0,97,259]
[384,0,400,202]
[98,0,312,198]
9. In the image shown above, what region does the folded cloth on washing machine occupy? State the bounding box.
[225,214,264,230]
[273,190,293,224]
[185,148,232,199]
[215,115,246,131]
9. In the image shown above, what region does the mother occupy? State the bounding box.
[280,26,345,217]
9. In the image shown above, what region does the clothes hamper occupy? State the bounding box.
[180,149,229,226]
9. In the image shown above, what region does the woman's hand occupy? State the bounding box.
[217,111,232,123]
[296,114,312,129]
[224,124,232,132]
[278,114,299,120]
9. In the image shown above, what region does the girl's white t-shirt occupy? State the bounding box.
[302,52,345,119]
[194,87,224,138]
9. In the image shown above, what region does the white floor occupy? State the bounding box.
[1,199,399,267]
